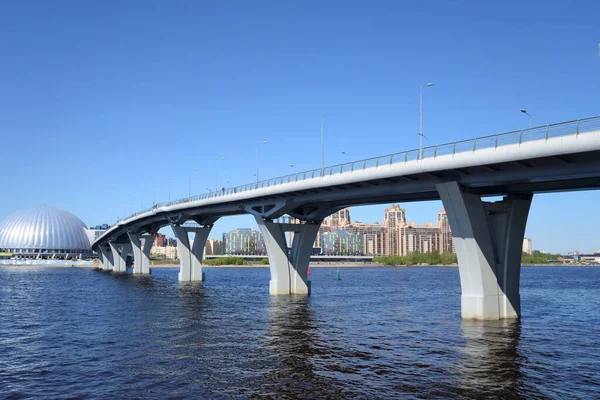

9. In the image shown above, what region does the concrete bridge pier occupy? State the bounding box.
[254,216,321,295]
[170,224,212,282]
[99,245,114,271]
[128,233,155,275]
[97,249,105,270]
[109,242,130,273]
[436,181,533,320]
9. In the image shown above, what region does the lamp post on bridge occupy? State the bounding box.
[521,109,532,141]
[321,117,330,176]
[256,140,267,184]
[215,156,225,192]
[420,82,434,160]
[188,168,198,200]
[521,109,532,130]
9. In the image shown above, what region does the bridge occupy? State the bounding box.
[92,116,600,320]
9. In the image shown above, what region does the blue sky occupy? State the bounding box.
[0,1,598,253]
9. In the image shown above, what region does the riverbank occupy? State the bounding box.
[1,262,593,269]
[150,262,595,268]
[0,262,96,268]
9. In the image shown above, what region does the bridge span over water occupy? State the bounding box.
[93,116,600,320]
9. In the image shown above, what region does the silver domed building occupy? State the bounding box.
[0,205,92,259]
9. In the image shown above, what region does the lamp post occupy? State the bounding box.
[256,140,267,183]
[215,157,225,192]
[521,109,532,141]
[188,168,198,200]
[168,176,176,202]
[420,82,434,160]
[521,109,532,130]
[321,117,330,176]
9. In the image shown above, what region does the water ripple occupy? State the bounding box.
[0,266,599,398]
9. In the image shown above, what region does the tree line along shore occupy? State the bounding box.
[147,250,563,267]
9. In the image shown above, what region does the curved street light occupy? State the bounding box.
[521,109,532,130]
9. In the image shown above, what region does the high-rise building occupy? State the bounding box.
[323,208,351,230]
[522,238,532,255]
[223,229,266,255]
[437,210,454,254]
[383,204,407,256]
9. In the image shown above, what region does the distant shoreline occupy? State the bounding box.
[0,262,592,269]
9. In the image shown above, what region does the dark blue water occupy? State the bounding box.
[1,266,599,399]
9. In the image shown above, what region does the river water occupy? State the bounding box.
[0,266,598,399]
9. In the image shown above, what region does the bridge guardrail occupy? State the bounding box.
[121,116,600,222]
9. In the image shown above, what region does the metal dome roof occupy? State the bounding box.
[0,206,91,251]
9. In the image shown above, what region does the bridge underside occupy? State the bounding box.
[93,147,600,320]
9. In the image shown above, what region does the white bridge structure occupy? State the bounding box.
[93,116,600,320]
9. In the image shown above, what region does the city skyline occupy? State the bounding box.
[0,2,598,253]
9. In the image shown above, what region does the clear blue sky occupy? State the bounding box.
[1,1,598,253]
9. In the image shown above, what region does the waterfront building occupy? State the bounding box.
[344,222,385,256]
[204,239,224,256]
[0,205,93,259]
[383,204,407,256]
[223,228,266,255]
[437,210,454,254]
[522,238,533,255]
[154,233,166,247]
[267,205,454,258]
[151,245,178,259]
[164,245,177,259]
[400,222,442,255]
[320,230,363,256]
[314,224,333,249]
[323,208,352,230]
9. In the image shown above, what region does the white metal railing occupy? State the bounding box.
[122,116,600,222]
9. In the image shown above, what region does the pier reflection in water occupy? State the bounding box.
[1,266,599,398]
[455,320,530,398]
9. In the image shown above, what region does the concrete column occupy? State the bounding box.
[99,245,114,271]
[436,181,533,320]
[254,216,321,295]
[128,233,155,275]
[170,224,212,282]
[109,242,130,273]
[97,250,105,270]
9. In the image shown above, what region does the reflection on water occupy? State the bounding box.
[0,266,599,398]
[456,320,530,398]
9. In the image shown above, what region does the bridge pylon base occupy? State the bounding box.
[128,233,154,275]
[99,246,114,271]
[171,224,212,282]
[255,216,321,296]
[437,181,532,320]
[109,242,130,273]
